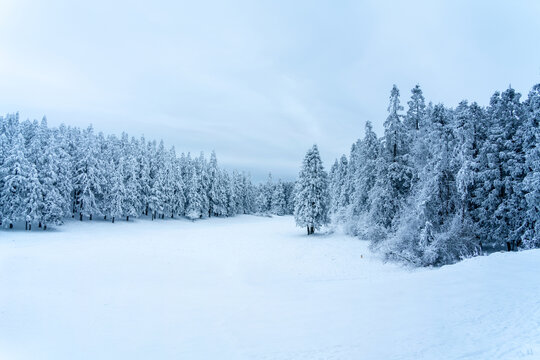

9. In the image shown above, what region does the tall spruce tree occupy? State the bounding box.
[294,145,330,235]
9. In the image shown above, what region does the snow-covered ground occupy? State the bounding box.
[1,215,539,360]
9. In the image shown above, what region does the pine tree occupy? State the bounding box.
[255,183,267,214]
[328,159,340,214]
[284,181,296,215]
[122,137,141,221]
[168,148,186,218]
[369,86,413,229]
[230,170,244,216]
[263,173,274,213]
[197,152,210,217]
[271,179,287,216]
[31,117,66,228]
[242,172,255,214]
[207,150,221,216]
[1,133,39,228]
[350,121,380,218]
[522,84,540,248]
[108,158,125,223]
[294,145,330,234]
[405,84,426,131]
[185,154,204,220]
[73,126,103,221]
[478,88,526,249]
[0,133,9,225]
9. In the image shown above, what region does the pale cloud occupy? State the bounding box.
[0,0,539,181]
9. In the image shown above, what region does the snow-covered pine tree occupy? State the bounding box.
[160,147,176,218]
[405,84,426,131]
[136,136,151,216]
[168,147,186,218]
[220,169,232,216]
[242,172,256,214]
[335,155,350,221]
[184,153,203,220]
[0,133,40,229]
[215,168,229,217]
[294,145,330,235]
[351,121,379,216]
[0,133,8,225]
[478,88,526,250]
[230,170,244,216]
[283,181,296,215]
[73,126,103,221]
[329,159,339,215]
[369,86,413,230]
[263,173,274,213]
[523,84,540,248]
[255,183,267,214]
[30,117,66,228]
[121,136,141,221]
[271,179,287,216]
[108,158,125,223]
[207,150,221,217]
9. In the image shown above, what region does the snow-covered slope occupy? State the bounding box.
[1,216,539,359]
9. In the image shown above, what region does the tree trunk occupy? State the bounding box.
[310,226,314,234]
[25,221,28,230]
[39,222,42,228]
[307,226,310,235]
[506,242,511,251]
[126,216,129,222]
[44,224,47,230]
[28,223,32,231]
[9,223,13,229]
[145,204,148,216]
[104,215,107,220]
[80,213,83,221]
[89,214,93,221]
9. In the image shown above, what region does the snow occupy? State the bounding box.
[1,215,539,359]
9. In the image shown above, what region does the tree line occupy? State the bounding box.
[0,115,293,230]
[327,83,540,266]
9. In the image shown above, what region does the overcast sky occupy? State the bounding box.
[1,0,539,181]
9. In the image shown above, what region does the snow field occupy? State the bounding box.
[1,215,539,359]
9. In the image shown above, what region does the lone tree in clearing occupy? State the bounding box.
[294,145,330,235]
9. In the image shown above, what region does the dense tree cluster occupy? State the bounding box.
[329,84,540,266]
[0,115,290,230]
[254,173,295,216]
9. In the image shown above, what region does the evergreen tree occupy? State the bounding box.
[405,84,426,131]
[271,179,287,216]
[1,133,39,228]
[522,84,540,248]
[185,154,205,220]
[294,145,330,235]
[329,159,339,214]
[73,126,103,221]
[350,121,380,218]
[369,86,413,229]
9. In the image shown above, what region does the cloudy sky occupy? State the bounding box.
[0,0,539,181]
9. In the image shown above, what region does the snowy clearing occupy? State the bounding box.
[1,215,539,360]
